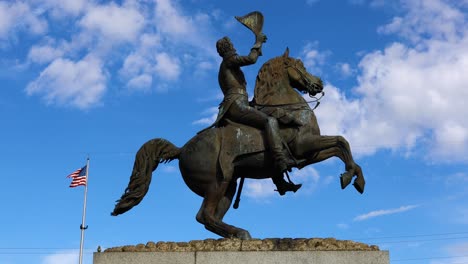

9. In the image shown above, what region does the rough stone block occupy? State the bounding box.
[95,238,388,264]
[94,250,389,264]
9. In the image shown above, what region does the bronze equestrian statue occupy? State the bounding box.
[112,12,365,240]
[211,36,301,194]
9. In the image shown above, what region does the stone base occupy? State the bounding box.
[94,238,389,264]
[94,251,389,264]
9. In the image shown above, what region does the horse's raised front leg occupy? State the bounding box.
[293,135,365,193]
[196,180,251,239]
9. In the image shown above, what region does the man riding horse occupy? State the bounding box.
[112,11,365,240]
[211,14,301,195]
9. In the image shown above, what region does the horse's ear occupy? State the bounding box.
[283,47,290,58]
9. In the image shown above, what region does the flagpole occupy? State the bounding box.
[79,157,89,264]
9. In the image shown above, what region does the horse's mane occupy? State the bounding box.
[254,55,299,105]
[255,56,288,96]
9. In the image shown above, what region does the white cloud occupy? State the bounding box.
[0,1,47,39]
[293,166,320,183]
[11,0,217,108]
[119,44,184,90]
[120,53,152,81]
[431,242,468,264]
[301,42,330,74]
[26,56,107,110]
[293,166,335,193]
[192,107,218,125]
[313,0,468,162]
[153,0,216,55]
[433,122,468,160]
[195,61,215,76]
[154,0,192,37]
[42,0,88,17]
[42,250,79,264]
[128,74,153,90]
[378,0,465,43]
[245,179,277,199]
[115,0,216,92]
[197,61,214,71]
[447,242,468,255]
[192,117,216,126]
[154,52,181,81]
[0,2,15,37]
[118,33,161,90]
[140,33,161,51]
[314,84,362,135]
[353,204,419,221]
[337,223,349,229]
[336,62,354,78]
[432,256,468,264]
[79,2,145,43]
[28,43,64,64]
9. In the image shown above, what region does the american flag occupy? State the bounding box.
[67,165,87,188]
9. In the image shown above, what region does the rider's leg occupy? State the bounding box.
[264,117,302,195]
[264,117,292,172]
[227,100,301,194]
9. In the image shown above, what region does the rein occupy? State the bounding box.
[253,92,324,110]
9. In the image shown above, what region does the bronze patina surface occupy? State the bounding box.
[111,11,365,240]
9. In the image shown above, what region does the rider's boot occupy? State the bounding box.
[272,172,302,196]
[272,151,301,195]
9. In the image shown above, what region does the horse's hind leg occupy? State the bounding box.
[196,180,251,239]
[214,180,237,220]
[215,180,251,239]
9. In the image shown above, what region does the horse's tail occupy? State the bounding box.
[111,138,180,216]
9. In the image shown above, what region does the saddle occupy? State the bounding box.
[217,119,297,181]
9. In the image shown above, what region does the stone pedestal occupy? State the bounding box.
[94,238,389,264]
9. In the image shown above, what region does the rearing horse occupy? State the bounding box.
[112,48,365,240]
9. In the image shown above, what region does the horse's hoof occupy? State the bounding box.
[353,176,365,194]
[340,172,353,189]
[236,229,252,240]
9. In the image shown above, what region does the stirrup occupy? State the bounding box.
[274,171,302,195]
[275,182,302,196]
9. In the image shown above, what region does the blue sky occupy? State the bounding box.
[1,0,467,263]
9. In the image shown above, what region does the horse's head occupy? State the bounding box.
[254,48,324,106]
[282,48,323,97]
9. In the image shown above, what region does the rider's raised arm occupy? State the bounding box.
[229,48,261,67]
[228,33,267,67]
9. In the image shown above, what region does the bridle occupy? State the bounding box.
[252,57,325,110]
[282,58,325,110]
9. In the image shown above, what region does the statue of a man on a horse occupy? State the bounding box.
[206,11,303,196]
[112,11,365,240]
